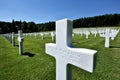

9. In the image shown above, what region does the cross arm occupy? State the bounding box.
[46,43,97,72]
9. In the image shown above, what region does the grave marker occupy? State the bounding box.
[34,33,37,39]
[30,33,32,38]
[85,31,90,39]
[110,29,119,40]
[105,29,110,48]
[12,32,15,46]
[91,30,97,37]
[18,30,24,55]
[50,32,55,41]
[40,33,44,40]
[72,33,74,37]
[9,33,12,43]
[79,31,83,36]
[46,19,97,80]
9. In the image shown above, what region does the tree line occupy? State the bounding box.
[73,13,120,28]
[0,20,55,34]
[0,13,120,34]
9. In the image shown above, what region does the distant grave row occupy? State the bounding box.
[1,25,119,49]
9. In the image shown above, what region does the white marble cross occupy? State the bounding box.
[46,19,97,80]
[85,31,90,39]
[110,29,119,40]
[50,32,55,41]
[9,33,12,43]
[40,33,44,40]
[91,30,97,37]
[18,30,24,55]
[34,33,37,39]
[12,32,15,46]
[105,29,110,48]
[79,31,83,36]
[30,33,32,38]
[99,29,115,48]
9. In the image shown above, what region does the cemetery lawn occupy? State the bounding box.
[0,33,120,80]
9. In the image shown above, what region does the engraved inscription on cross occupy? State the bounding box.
[46,19,97,80]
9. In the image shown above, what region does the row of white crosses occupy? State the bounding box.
[0,31,24,55]
[74,30,91,39]
[1,33,13,43]
[23,32,55,40]
[73,28,119,48]
[2,30,55,55]
[99,29,119,48]
[110,29,119,40]
[46,19,97,80]
[73,28,119,38]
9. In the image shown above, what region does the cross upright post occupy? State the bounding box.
[105,29,110,48]
[51,32,55,41]
[18,30,24,55]
[12,32,15,46]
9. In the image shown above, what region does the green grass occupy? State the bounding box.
[0,32,120,80]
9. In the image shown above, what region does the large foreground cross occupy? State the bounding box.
[46,19,97,80]
[18,30,24,55]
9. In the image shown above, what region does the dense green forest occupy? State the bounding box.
[0,13,120,34]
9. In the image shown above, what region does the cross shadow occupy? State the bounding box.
[15,44,19,47]
[22,52,35,57]
[93,53,97,70]
[72,41,81,44]
[109,46,120,48]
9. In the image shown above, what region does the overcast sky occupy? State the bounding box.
[0,0,120,23]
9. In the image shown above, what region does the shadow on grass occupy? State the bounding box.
[93,53,97,71]
[72,41,81,44]
[14,44,19,47]
[72,40,90,44]
[109,46,120,48]
[22,52,35,57]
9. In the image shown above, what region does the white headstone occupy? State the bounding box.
[91,30,97,37]
[85,31,90,39]
[9,33,12,43]
[50,32,55,41]
[40,33,44,40]
[12,32,15,46]
[110,29,119,40]
[79,31,83,36]
[34,33,37,39]
[72,33,74,37]
[30,33,32,38]
[18,30,24,55]
[105,29,110,48]
[46,19,97,80]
